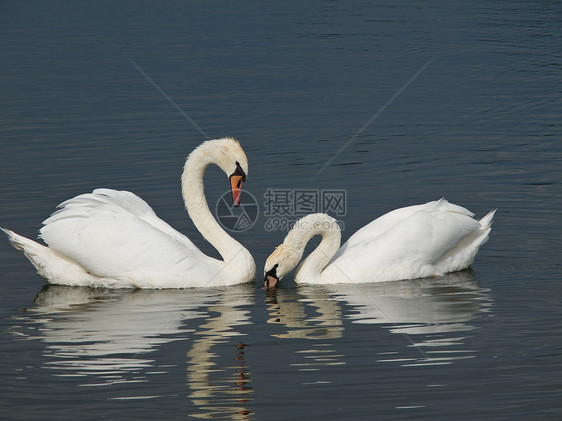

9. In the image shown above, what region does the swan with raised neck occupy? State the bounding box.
[2,137,256,288]
[181,138,255,282]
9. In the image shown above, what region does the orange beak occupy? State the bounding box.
[230,174,244,207]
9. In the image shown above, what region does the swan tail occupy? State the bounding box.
[2,227,99,286]
[479,209,496,231]
[470,209,496,253]
[463,209,497,255]
[2,228,47,258]
[437,209,496,274]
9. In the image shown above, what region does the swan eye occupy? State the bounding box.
[232,161,247,181]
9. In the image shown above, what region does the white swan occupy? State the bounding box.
[2,138,256,288]
[264,199,495,287]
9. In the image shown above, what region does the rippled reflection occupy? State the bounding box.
[266,287,346,375]
[11,284,255,418]
[265,286,344,340]
[267,270,492,367]
[186,289,254,419]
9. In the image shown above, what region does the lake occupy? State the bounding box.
[1,1,561,419]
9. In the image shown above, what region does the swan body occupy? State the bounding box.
[2,138,256,288]
[264,199,495,286]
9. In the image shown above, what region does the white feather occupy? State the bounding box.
[2,138,256,288]
[264,199,496,285]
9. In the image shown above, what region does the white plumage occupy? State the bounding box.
[2,138,256,288]
[264,199,495,286]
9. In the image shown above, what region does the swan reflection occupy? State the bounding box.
[265,287,347,374]
[11,284,255,418]
[267,270,492,367]
[265,286,344,340]
[186,289,254,419]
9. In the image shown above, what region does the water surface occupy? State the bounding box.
[1,1,561,419]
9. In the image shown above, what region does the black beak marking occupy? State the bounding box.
[264,264,279,287]
[230,161,246,181]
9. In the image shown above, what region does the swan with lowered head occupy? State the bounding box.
[264,199,495,287]
[2,138,256,288]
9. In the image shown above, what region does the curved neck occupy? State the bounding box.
[287,214,341,282]
[180,143,252,270]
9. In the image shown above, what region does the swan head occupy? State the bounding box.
[263,244,303,288]
[214,138,248,207]
[263,214,342,287]
[188,138,249,206]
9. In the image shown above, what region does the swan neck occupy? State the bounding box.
[180,145,247,264]
[289,215,341,282]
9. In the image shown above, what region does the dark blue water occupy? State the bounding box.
[1,1,561,419]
